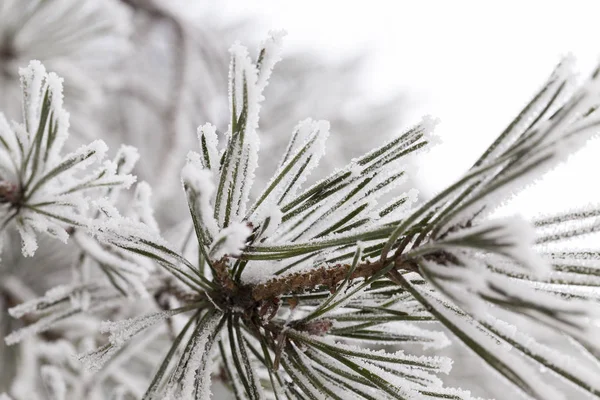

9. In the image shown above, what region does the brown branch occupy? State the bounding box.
[251,258,418,302]
[213,259,237,292]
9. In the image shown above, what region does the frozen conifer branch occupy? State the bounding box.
[3,32,600,400]
[0,61,135,259]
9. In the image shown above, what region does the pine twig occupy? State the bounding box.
[252,257,418,301]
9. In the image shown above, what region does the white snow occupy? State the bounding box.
[114,144,140,175]
[19,60,47,135]
[132,181,159,233]
[181,155,219,238]
[16,219,39,257]
[210,222,252,259]
[256,30,287,92]
[196,123,220,175]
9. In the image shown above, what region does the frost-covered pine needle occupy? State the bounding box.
[4,32,600,400]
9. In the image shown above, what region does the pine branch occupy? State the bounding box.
[251,257,418,302]
[5,26,600,399]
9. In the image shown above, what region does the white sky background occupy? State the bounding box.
[194,0,600,219]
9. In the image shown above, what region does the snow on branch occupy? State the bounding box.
[6,30,600,400]
[209,222,252,259]
[0,61,136,259]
